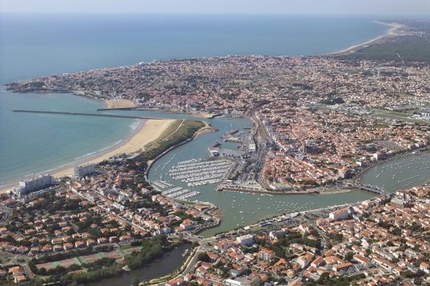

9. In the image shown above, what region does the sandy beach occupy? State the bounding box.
[105,99,136,109]
[50,118,175,178]
[0,114,175,193]
[330,21,403,56]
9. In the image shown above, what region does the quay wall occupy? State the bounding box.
[218,184,317,196]
[13,109,166,120]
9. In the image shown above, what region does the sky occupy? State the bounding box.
[1,0,430,15]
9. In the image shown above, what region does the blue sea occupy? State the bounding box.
[0,14,390,185]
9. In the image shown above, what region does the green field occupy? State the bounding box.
[341,35,430,62]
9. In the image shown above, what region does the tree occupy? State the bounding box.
[197,252,211,262]
[131,276,140,286]
[29,277,44,286]
[344,251,354,262]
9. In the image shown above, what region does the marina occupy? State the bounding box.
[150,158,234,202]
[133,111,430,236]
[168,159,233,187]
[152,183,201,200]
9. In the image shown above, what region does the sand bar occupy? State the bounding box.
[105,99,136,108]
[0,118,175,193]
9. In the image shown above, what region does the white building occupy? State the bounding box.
[15,174,55,197]
[225,275,261,286]
[329,208,350,221]
[74,163,96,178]
[248,136,256,152]
[236,234,254,246]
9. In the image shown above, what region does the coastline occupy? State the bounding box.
[330,20,403,56]
[2,16,430,286]
[0,19,412,195]
[0,100,174,193]
[49,118,175,178]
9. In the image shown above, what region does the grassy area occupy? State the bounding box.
[371,110,430,125]
[340,35,430,62]
[120,244,141,251]
[374,110,410,118]
[143,120,205,161]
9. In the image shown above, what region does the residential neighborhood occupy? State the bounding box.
[3,20,430,286]
[165,184,430,286]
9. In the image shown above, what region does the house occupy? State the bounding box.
[207,252,220,262]
[8,266,23,276]
[41,245,52,253]
[230,264,245,277]
[29,247,40,255]
[334,262,353,273]
[86,239,97,247]
[14,275,27,284]
[63,243,74,251]
[75,240,85,248]
[288,280,303,286]
[353,254,371,266]
[51,237,63,245]
[214,240,236,252]
[297,252,314,269]
[119,235,131,242]
[165,276,185,286]
[311,256,325,268]
[97,237,108,244]
[183,273,193,282]
[180,219,195,231]
[420,262,430,274]
[258,248,276,261]
[15,246,28,254]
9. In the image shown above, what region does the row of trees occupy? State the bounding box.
[125,235,168,269]
[28,236,177,285]
[141,121,204,161]
[30,245,115,266]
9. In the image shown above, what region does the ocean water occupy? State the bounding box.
[0,93,139,185]
[0,14,390,185]
[0,14,390,82]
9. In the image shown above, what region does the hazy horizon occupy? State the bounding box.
[1,0,429,16]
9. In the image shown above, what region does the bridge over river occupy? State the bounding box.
[358,184,386,195]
